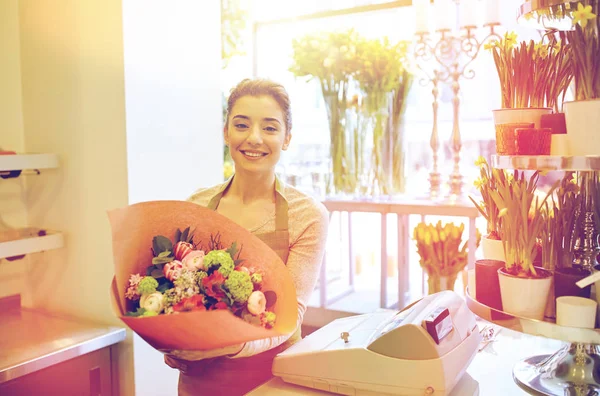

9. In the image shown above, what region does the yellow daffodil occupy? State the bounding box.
[475,156,487,167]
[539,170,549,177]
[498,207,508,217]
[504,32,517,48]
[572,3,597,28]
[474,177,485,189]
[483,41,498,51]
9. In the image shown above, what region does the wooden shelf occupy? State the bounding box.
[0,154,59,172]
[492,155,600,171]
[0,228,64,260]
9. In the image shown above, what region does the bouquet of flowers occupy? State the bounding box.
[413,221,481,294]
[108,201,297,351]
[124,227,277,331]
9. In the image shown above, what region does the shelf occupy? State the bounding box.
[0,154,59,172]
[492,155,600,171]
[0,228,64,260]
[465,288,600,345]
[517,0,575,31]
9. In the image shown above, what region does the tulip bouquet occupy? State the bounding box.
[124,227,276,329]
[414,221,481,294]
[109,201,297,351]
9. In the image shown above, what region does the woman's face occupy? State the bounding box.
[225,95,291,175]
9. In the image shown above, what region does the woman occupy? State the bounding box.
[165,78,329,395]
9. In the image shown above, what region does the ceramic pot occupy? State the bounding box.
[564,99,600,156]
[554,267,592,301]
[475,259,504,311]
[498,267,553,321]
[492,108,553,128]
[515,128,552,155]
[481,237,505,262]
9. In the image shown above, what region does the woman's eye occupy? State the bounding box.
[235,124,248,129]
[264,126,278,132]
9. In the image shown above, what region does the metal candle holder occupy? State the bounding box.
[414,23,502,199]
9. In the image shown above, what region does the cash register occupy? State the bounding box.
[272,291,480,395]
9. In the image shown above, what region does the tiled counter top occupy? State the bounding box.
[0,295,126,384]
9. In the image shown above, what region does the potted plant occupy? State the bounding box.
[539,173,582,319]
[414,221,480,295]
[564,1,600,156]
[490,170,557,320]
[487,33,553,129]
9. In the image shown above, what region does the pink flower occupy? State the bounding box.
[174,241,193,261]
[163,260,183,281]
[235,266,250,275]
[247,291,266,316]
[125,285,140,301]
[129,273,143,287]
[182,250,205,271]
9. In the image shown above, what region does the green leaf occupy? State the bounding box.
[125,307,147,317]
[157,282,172,293]
[151,268,165,279]
[158,251,171,258]
[226,242,240,258]
[152,256,173,265]
[233,259,245,266]
[153,235,173,255]
[175,228,182,243]
[146,265,154,276]
[181,227,190,243]
[264,291,277,308]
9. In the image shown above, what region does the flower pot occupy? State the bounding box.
[475,259,504,311]
[495,122,535,155]
[492,108,553,128]
[564,99,600,156]
[541,112,567,135]
[515,128,552,155]
[481,237,505,262]
[554,267,592,300]
[498,267,553,321]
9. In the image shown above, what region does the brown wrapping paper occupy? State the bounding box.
[108,200,297,351]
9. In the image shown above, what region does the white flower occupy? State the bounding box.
[182,250,205,271]
[247,291,267,316]
[140,292,165,314]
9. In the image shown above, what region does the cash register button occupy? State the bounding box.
[313,380,329,391]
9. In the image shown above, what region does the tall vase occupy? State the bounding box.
[323,87,350,196]
[364,91,391,196]
[427,274,457,295]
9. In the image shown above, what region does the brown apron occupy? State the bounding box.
[174,176,301,395]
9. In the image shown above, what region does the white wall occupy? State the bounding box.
[121,1,222,395]
[0,0,29,302]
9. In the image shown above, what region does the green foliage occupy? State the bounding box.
[221,0,247,69]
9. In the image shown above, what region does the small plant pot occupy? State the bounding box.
[564,99,600,156]
[481,237,505,262]
[515,128,552,155]
[475,259,504,311]
[540,112,567,134]
[554,267,592,301]
[492,108,553,128]
[498,267,553,321]
[495,123,533,155]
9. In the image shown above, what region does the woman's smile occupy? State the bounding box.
[239,149,268,160]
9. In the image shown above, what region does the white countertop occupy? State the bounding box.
[249,320,565,395]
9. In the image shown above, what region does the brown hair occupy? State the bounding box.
[225,78,292,134]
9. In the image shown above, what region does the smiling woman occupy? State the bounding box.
[164,78,329,395]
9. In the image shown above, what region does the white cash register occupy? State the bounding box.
[272,291,481,395]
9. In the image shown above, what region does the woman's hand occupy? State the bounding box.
[162,344,245,372]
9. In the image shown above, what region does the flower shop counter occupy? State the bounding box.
[0,295,126,394]
[249,319,564,396]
